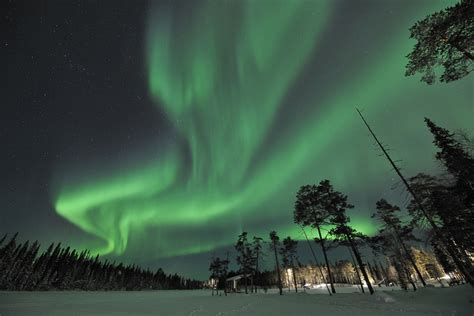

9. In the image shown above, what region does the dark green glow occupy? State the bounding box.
[53,0,472,259]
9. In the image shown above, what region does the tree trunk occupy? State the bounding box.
[356,108,474,286]
[244,272,248,294]
[381,258,393,286]
[394,245,417,292]
[291,262,298,293]
[403,264,417,292]
[393,258,408,290]
[347,234,374,294]
[437,214,473,267]
[317,226,336,293]
[372,259,384,285]
[348,246,364,293]
[300,226,332,295]
[367,262,377,283]
[392,226,426,287]
[223,276,227,296]
[287,272,291,292]
[254,251,259,293]
[273,241,283,295]
[250,273,254,293]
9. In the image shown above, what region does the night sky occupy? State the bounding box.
[1,0,472,279]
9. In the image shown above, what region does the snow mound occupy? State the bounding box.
[374,292,396,303]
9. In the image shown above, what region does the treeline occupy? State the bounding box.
[228,254,442,291]
[0,234,202,291]
[210,118,473,295]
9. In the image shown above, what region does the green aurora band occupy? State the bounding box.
[53,0,472,260]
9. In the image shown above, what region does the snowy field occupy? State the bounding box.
[0,285,472,316]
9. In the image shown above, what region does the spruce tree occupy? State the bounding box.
[425,118,474,204]
[0,233,203,291]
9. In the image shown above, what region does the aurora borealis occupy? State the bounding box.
[2,0,472,278]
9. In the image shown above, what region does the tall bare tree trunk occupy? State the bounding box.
[367,262,377,284]
[291,263,298,293]
[347,234,374,294]
[273,241,283,295]
[300,227,332,295]
[348,246,364,293]
[400,257,417,292]
[378,259,391,286]
[405,269,417,291]
[392,227,426,287]
[250,274,254,293]
[254,251,259,293]
[317,226,336,294]
[244,273,248,294]
[224,252,229,296]
[357,108,474,286]
[287,272,291,292]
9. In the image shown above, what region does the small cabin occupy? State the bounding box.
[225,274,251,292]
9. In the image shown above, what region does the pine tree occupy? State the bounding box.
[325,181,375,294]
[373,199,426,286]
[294,181,336,293]
[406,0,474,84]
[269,231,283,295]
[209,256,222,295]
[252,236,264,293]
[235,232,255,294]
[432,238,457,277]
[281,237,299,293]
[338,243,365,292]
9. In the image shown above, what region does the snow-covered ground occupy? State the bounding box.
[0,285,472,315]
